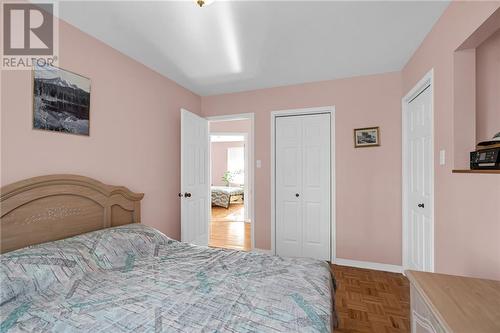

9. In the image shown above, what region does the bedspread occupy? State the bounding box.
[0,224,337,332]
[211,186,244,208]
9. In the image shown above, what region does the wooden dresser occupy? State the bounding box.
[406,270,500,333]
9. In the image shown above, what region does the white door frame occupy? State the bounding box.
[402,69,435,272]
[270,106,336,261]
[206,113,255,250]
[209,132,249,221]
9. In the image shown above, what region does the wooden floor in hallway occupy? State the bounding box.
[209,203,251,251]
[211,203,246,222]
[332,264,411,333]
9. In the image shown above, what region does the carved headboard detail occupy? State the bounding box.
[0,175,144,253]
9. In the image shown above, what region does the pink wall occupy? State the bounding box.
[0,18,201,239]
[452,48,476,169]
[211,141,244,186]
[210,119,251,133]
[202,72,403,266]
[476,28,500,142]
[402,2,500,280]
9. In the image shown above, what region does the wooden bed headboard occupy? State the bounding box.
[0,175,144,253]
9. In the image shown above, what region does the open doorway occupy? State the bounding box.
[208,116,253,251]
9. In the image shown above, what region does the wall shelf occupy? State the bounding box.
[452,169,500,174]
[452,12,500,170]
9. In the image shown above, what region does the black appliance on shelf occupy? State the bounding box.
[470,132,500,170]
[470,147,500,170]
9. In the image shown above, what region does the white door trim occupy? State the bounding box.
[270,106,336,261]
[207,113,255,250]
[207,113,255,121]
[402,69,435,272]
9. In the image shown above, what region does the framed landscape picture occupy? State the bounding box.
[354,126,380,148]
[33,65,90,136]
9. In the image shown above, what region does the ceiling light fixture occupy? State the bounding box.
[196,0,214,7]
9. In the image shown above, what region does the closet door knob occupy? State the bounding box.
[417,203,424,208]
[185,192,192,198]
[178,192,184,197]
[295,193,300,197]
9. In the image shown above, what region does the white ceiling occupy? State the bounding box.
[57,1,450,96]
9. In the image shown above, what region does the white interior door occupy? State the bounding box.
[406,85,433,272]
[275,113,331,260]
[181,109,209,246]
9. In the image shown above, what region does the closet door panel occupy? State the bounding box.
[275,116,303,258]
[304,202,321,243]
[283,201,300,242]
[301,114,331,261]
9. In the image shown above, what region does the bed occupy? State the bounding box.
[0,175,337,332]
[211,185,244,209]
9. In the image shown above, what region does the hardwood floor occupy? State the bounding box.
[332,264,410,333]
[211,203,245,222]
[209,203,251,251]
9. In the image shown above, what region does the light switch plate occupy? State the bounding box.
[439,150,445,165]
[256,160,262,168]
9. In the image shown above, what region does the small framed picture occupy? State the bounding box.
[354,127,380,148]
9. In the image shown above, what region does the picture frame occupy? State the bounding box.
[354,126,380,148]
[33,65,91,136]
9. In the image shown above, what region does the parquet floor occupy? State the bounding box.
[331,264,411,333]
[209,203,251,251]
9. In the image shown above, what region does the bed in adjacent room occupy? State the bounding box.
[211,185,244,208]
[0,175,337,332]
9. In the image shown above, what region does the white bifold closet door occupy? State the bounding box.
[407,85,433,272]
[275,113,331,261]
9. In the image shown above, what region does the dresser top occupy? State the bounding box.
[406,270,500,333]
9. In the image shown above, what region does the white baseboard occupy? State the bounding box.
[334,258,403,274]
[252,248,273,255]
